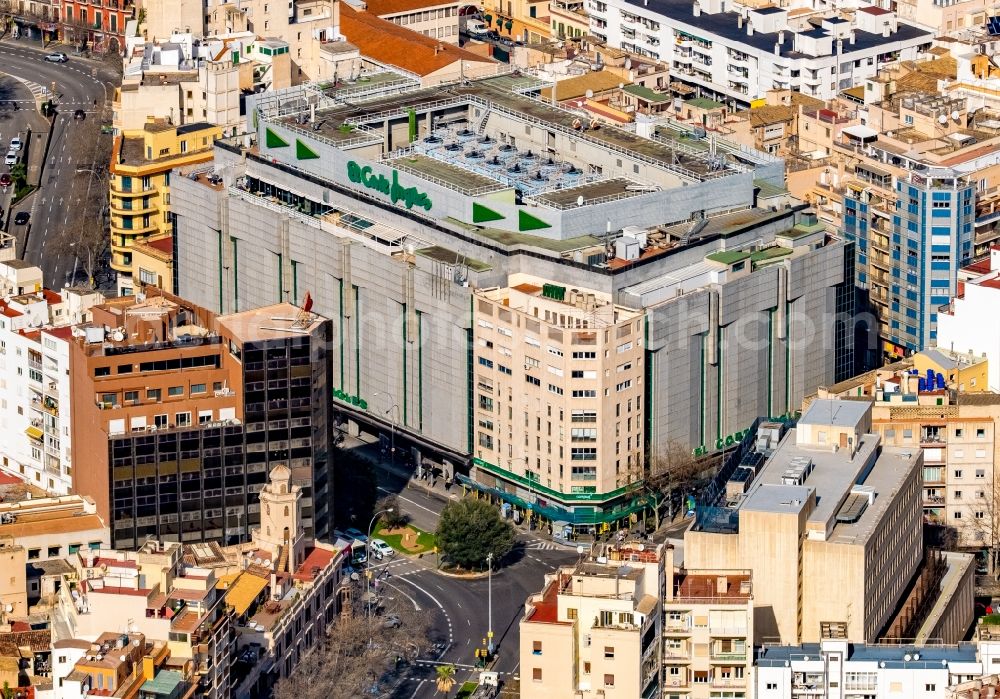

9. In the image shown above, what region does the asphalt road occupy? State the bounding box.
[349,439,579,697]
[0,75,36,229]
[0,38,119,286]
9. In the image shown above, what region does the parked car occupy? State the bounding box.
[344,527,367,543]
[0,174,10,187]
[9,137,21,151]
[13,212,29,225]
[4,151,16,166]
[44,52,68,63]
[370,539,395,559]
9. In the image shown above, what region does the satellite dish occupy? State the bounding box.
[952,110,961,121]
[112,329,124,342]
[904,654,912,662]
[576,545,585,555]
[939,114,948,124]
[350,572,360,581]
[577,195,584,206]
[637,543,645,551]
[585,89,594,99]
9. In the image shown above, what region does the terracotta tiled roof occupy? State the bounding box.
[737,104,795,127]
[339,5,493,76]
[364,0,456,16]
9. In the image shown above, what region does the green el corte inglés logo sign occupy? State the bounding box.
[347,160,432,211]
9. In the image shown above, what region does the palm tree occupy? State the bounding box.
[435,664,457,695]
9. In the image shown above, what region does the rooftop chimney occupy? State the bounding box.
[747,21,754,36]
[882,23,890,37]
[778,30,784,43]
[693,2,700,16]
[849,30,856,44]
[738,14,743,28]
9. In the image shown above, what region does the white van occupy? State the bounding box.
[465,19,489,36]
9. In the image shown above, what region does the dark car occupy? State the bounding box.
[13,212,29,226]
[0,174,10,187]
[73,109,86,120]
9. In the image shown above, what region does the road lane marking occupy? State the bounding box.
[376,485,439,516]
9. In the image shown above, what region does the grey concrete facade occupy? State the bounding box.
[172,144,852,471]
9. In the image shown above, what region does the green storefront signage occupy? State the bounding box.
[347,160,432,211]
[333,388,368,410]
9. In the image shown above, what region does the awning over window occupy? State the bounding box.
[25,426,42,442]
[842,124,877,141]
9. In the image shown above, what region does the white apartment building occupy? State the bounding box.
[472,276,646,529]
[663,568,753,698]
[520,541,665,699]
[938,246,1000,393]
[590,0,932,106]
[117,34,245,134]
[756,636,989,699]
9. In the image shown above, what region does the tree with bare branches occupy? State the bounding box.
[623,441,714,530]
[273,577,431,699]
[963,478,1000,581]
[49,114,113,289]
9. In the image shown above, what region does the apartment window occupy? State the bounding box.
[547,384,564,395]
[95,366,110,377]
[604,646,615,659]
[615,380,632,391]
[478,357,494,369]
[191,383,206,394]
[903,429,913,440]
[955,490,962,499]
[154,414,168,428]
[532,668,542,682]
[977,469,986,478]
[583,661,590,674]
[603,674,615,688]
[572,351,596,359]
[526,376,541,387]
[955,469,964,478]
[978,428,987,438]
[956,429,964,438]
[766,684,778,690]
[176,412,191,427]
[954,511,963,519]
[124,390,138,403]
[571,428,597,441]
[572,370,597,379]
[147,388,161,401]
[532,641,542,655]
[977,511,985,519]
[926,685,936,692]
[572,390,597,398]
[571,448,597,461]
[571,410,597,423]
[47,546,60,557]
[28,548,40,560]
[138,267,158,286]
[567,608,577,620]
[168,386,183,397]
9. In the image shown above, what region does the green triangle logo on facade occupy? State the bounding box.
[265,127,288,148]
[518,210,551,231]
[472,203,505,223]
[296,138,319,160]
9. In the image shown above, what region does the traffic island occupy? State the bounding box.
[373,522,436,556]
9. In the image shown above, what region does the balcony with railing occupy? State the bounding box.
[712,676,747,689]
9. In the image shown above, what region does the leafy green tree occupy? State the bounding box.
[436,498,514,569]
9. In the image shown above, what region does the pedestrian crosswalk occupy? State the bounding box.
[525,540,560,551]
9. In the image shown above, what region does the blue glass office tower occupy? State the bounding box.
[844,168,973,358]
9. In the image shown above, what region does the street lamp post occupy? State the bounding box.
[372,391,400,467]
[486,551,494,654]
[365,507,395,621]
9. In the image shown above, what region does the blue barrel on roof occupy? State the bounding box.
[919,377,927,392]
[937,373,945,389]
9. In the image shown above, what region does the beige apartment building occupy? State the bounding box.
[685,399,923,645]
[472,275,645,528]
[813,360,1000,548]
[520,541,664,699]
[0,537,27,618]
[662,569,753,698]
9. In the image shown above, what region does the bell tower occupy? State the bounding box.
[256,464,306,573]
